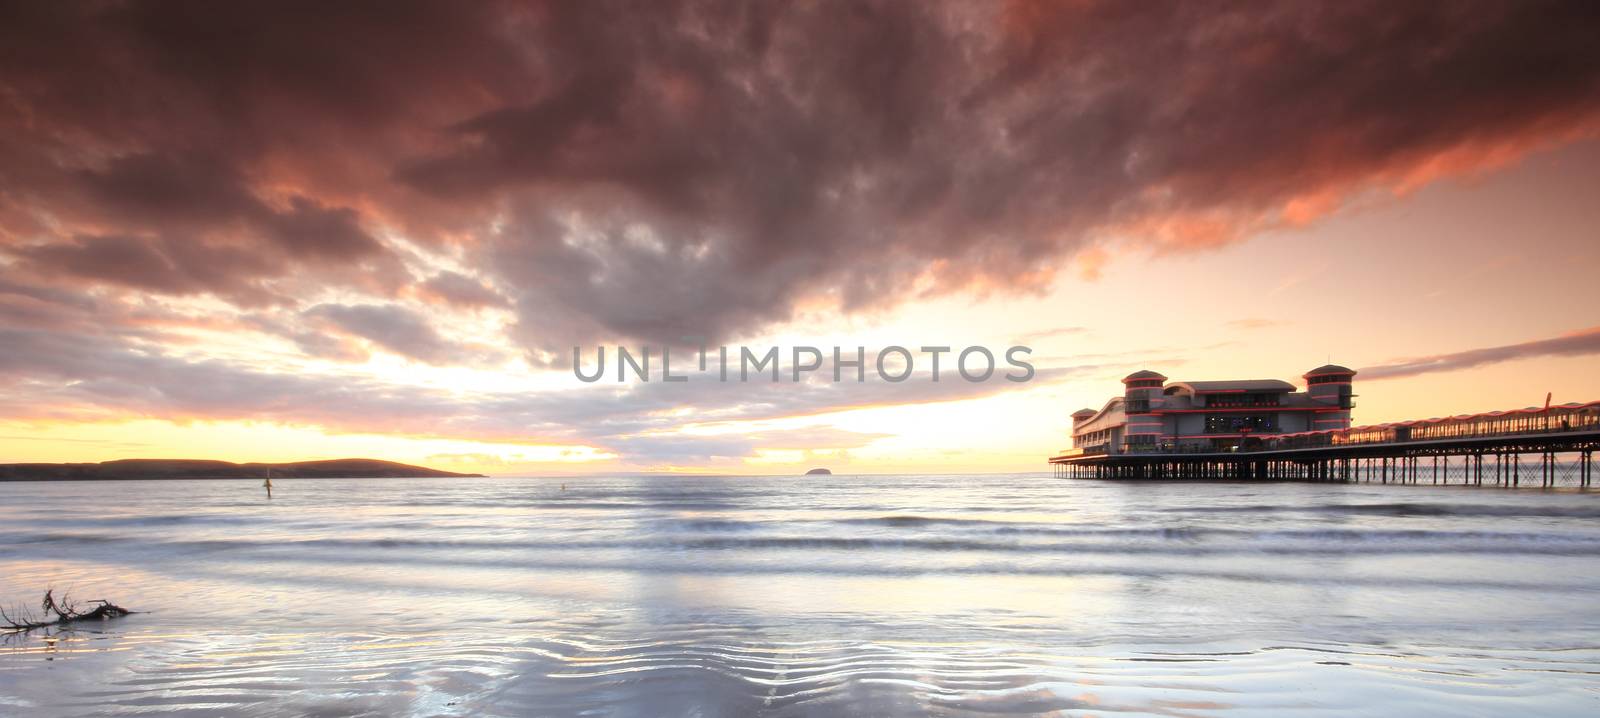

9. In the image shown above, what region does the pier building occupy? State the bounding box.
[1070,366,1355,456]
[1052,367,1599,485]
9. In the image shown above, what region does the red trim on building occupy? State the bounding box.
[1152,407,1328,414]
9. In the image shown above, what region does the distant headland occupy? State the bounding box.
[0,458,485,481]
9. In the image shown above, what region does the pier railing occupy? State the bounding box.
[1250,401,1600,453]
[1080,401,1600,456]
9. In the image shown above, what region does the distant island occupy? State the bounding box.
[0,458,485,481]
[805,468,833,475]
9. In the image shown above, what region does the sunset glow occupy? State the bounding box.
[1,1,1598,475]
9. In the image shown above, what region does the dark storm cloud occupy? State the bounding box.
[416,271,511,309]
[13,148,387,256]
[2,149,396,305]
[71,153,262,229]
[0,0,496,299]
[416,0,1600,350]
[260,198,386,261]
[2,0,1597,354]
[1,0,1598,461]
[0,277,98,316]
[304,303,464,365]
[1360,326,1600,380]
[13,234,282,303]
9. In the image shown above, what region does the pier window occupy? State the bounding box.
[1204,392,1281,408]
[1205,414,1275,434]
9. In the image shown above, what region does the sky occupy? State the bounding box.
[1,0,1598,475]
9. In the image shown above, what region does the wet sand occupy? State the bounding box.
[3,474,1598,716]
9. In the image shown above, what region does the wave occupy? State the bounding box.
[8,528,1600,559]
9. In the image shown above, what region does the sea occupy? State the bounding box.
[2,474,1598,716]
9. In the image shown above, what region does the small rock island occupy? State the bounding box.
[805,468,833,475]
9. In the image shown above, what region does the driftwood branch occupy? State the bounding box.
[1,589,135,634]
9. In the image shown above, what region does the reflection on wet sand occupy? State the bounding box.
[2,475,1598,716]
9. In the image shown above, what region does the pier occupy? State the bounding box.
[1051,400,1600,486]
